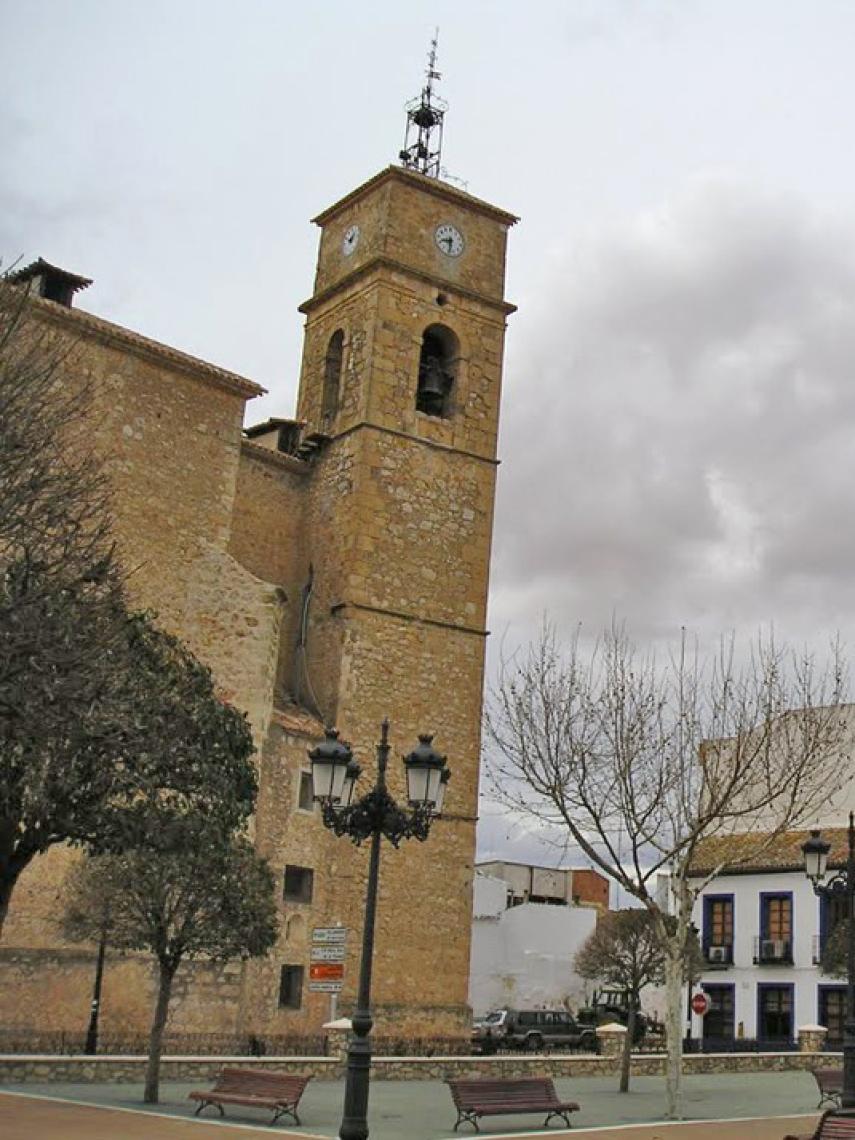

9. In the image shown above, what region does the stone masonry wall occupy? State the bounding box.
[2,166,514,1044]
[0,948,243,1039]
[0,299,279,1036]
[0,1049,836,1085]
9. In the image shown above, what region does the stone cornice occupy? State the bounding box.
[298,255,517,319]
[330,419,500,468]
[312,165,518,228]
[26,294,264,400]
[330,598,488,639]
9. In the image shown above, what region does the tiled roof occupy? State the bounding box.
[240,437,309,475]
[688,827,851,876]
[9,257,92,292]
[271,704,325,739]
[244,417,305,438]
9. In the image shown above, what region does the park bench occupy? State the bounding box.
[813,1069,844,1109]
[784,1108,855,1140]
[189,1067,311,1126]
[446,1076,579,1132]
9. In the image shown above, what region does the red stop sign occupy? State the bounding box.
[691,992,710,1016]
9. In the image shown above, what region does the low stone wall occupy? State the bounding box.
[0,1056,340,1084]
[0,1050,840,1084]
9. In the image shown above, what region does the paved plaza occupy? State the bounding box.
[0,1071,828,1139]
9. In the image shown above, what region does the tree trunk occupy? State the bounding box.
[84,929,108,1054]
[620,1005,636,1093]
[144,961,176,1104]
[0,847,36,941]
[663,948,685,1119]
[0,874,14,941]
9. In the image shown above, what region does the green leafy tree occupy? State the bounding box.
[64,838,278,1103]
[0,271,128,934]
[0,274,258,935]
[819,917,851,979]
[1,604,258,937]
[575,909,701,1092]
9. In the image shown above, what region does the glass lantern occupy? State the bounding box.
[403,733,448,810]
[802,829,831,885]
[308,728,353,803]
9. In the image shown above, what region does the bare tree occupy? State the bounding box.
[0,273,112,578]
[485,622,850,1118]
[575,909,701,1093]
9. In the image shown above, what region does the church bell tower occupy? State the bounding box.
[294,47,517,1033]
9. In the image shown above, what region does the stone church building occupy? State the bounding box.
[1,162,517,1042]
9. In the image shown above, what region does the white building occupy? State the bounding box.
[468,863,608,1017]
[688,828,849,1047]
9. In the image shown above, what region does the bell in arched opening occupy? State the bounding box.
[417,324,457,417]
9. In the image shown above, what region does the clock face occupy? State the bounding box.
[342,224,360,257]
[435,223,464,258]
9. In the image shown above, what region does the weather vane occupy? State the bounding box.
[399,30,447,179]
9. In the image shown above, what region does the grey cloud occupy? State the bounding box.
[491,178,855,651]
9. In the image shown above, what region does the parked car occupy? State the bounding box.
[471,1008,598,1054]
[576,998,650,1044]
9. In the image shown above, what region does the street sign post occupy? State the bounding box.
[311,945,346,962]
[691,992,710,1016]
[310,963,344,981]
[312,927,347,944]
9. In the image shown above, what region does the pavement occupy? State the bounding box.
[0,1072,825,1140]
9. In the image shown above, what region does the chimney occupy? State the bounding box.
[8,258,92,308]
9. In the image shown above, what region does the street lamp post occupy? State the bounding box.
[309,720,449,1140]
[802,812,855,1107]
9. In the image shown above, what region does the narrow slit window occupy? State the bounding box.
[278,964,304,1009]
[322,329,344,425]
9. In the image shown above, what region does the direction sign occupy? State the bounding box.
[312,927,347,944]
[310,962,345,981]
[691,992,710,1016]
[309,981,343,993]
[311,945,346,963]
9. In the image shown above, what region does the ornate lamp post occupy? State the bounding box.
[802,813,855,1106]
[309,720,449,1140]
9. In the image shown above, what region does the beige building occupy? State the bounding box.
[476,861,611,913]
[0,164,517,1043]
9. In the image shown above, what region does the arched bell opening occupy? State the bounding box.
[322,329,345,425]
[416,324,458,418]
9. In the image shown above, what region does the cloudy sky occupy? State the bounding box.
[5,1,855,867]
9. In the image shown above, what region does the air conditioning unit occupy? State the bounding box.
[761,939,777,959]
[708,945,729,964]
[772,939,788,958]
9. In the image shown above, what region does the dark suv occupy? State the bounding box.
[471,1008,598,1054]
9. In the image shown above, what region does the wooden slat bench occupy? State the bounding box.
[813,1069,844,1110]
[188,1068,311,1126]
[784,1108,855,1140]
[446,1076,580,1132]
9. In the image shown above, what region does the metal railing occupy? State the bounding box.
[752,936,793,964]
[684,1035,798,1054]
[0,1029,327,1057]
[0,1028,482,1058]
[703,944,733,966]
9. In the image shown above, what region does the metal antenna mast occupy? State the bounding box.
[399,30,447,179]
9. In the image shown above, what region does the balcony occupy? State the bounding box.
[752,936,793,965]
[703,944,733,968]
